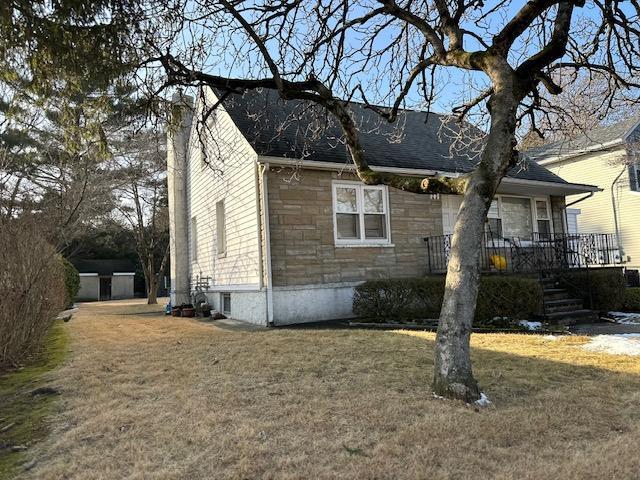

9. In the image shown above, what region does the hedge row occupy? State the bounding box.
[60,256,80,309]
[557,268,626,312]
[353,275,543,323]
[623,287,640,312]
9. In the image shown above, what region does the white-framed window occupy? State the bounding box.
[216,200,226,256]
[221,292,231,315]
[630,163,640,192]
[486,199,502,239]
[191,216,198,261]
[332,181,391,246]
[484,196,553,241]
[535,199,551,238]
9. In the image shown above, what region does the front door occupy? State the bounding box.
[441,195,463,235]
[99,277,112,301]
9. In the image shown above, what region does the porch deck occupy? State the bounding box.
[424,232,621,274]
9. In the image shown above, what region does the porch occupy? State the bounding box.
[424,232,621,275]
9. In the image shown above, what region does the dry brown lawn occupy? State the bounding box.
[19,299,640,479]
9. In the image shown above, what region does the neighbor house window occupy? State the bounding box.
[191,216,198,261]
[484,196,552,241]
[216,200,226,256]
[332,182,390,245]
[631,163,640,192]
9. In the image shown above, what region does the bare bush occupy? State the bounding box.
[0,217,66,369]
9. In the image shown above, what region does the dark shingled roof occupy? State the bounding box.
[525,116,640,162]
[71,258,136,275]
[219,89,569,185]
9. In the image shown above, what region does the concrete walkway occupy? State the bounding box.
[570,322,640,335]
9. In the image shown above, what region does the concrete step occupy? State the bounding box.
[544,298,584,314]
[545,309,600,326]
[543,288,571,301]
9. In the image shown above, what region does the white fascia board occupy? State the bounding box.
[113,272,135,276]
[537,139,625,166]
[499,177,602,195]
[257,155,452,177]
[79,273,98,277]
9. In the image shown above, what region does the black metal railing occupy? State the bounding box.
[424,232,621,274]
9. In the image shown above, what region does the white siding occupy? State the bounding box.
[186,88,261,287]
[546,148,640,268]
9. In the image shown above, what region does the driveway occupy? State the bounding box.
[571,322,640,335]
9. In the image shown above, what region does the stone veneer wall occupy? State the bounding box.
[267,168,444,287]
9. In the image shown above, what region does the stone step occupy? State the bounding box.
[545,309,600,326]
[544,298,585,314]
[543,288,571,301]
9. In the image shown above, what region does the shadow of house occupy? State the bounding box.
[72,259,136,301]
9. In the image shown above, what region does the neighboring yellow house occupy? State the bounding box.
[526,117,640,270]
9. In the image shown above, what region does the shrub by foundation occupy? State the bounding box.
[623,287,640,312]
[557,268,626,312]
[353,275,543,324]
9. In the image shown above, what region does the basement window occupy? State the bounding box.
[221,293,231,315]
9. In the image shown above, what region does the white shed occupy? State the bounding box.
[72,259,136,301]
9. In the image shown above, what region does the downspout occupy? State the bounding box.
[611,166,627,261]
[254,162,264,291]
[259,163,275,326]
[560,191,595,234]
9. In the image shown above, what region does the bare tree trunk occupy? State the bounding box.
[144,259,158,305]
[145,244,170,305]
[433,84,519,403]
[147,278,158,304]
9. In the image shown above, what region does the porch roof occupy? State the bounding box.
[497,177,601,196]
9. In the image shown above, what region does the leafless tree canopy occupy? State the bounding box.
[137,1,638,168]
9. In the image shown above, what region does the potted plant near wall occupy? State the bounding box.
[181,303,195,317]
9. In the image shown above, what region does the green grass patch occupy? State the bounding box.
[0,320,69,478]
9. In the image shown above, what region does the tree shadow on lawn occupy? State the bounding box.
[255,326,640,414]
[17,306,640,479]
[192,326,640,478]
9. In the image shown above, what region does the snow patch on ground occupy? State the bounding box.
[474,392,492,407]
[518,320,543,331]
[542,335,559,341]
[582,334,640,356]
[607,311,640,324]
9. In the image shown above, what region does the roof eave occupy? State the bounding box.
[258,155,591,194]
[536,138,625,165]
[257,155,447,177]
[499,177,602,196]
